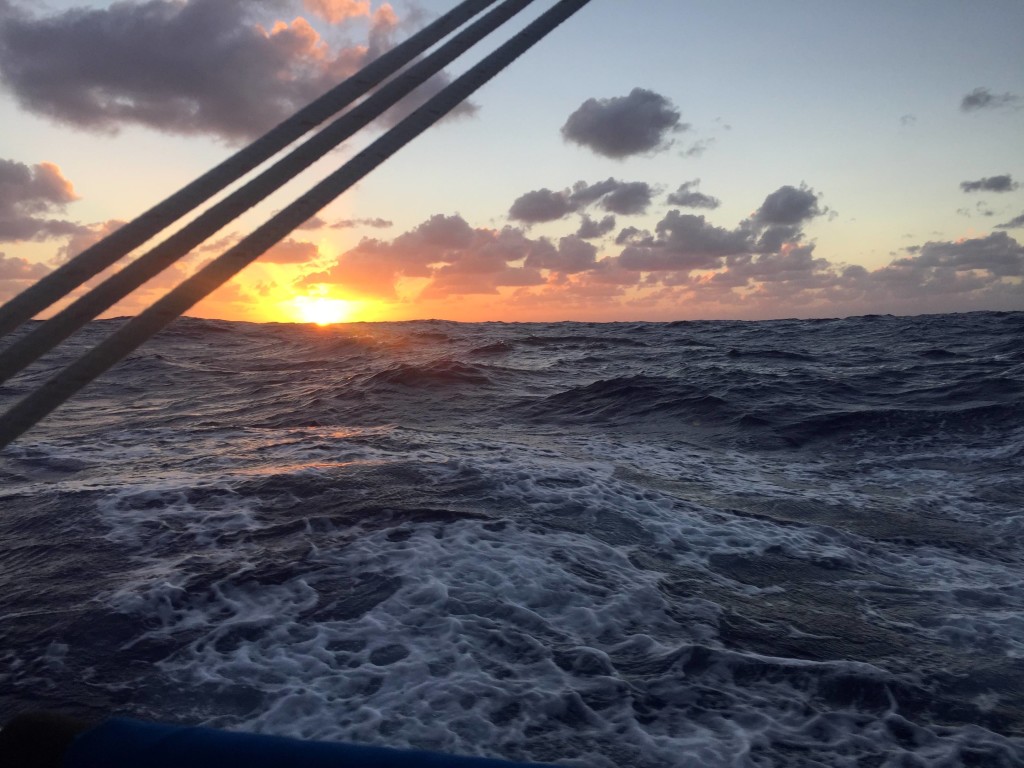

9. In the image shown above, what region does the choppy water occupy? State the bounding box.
[1,311,1023,767]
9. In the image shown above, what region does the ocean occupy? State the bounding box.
[1,311,1022,767]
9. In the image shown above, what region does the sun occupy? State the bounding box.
[291,295,355,325]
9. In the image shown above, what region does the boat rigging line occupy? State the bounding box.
[0,0,538,386]
[0,0,594,449]
[0,0,499,341]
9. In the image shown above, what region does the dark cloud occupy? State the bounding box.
[889,232,1022,277]
[332,217,393,229]
[576,214,616,240]
[618,212,753,272]
[509,179,654,223]
[516,227,1024,315]
[666,180,721,210]
[0,158,81,241]
[561,88,685,159]
[755,224,804,254]
[614,226,652,246]
[298,214,394,230]
[570,178,654,215]
[599,182,653,215]
[721,246,831,288]
[524,235,596,273]
[960,175,1018,193]
[618,230,1023,313]
[611,185,827,275]
[568,178,622,207]
[960,87,1020,112]
[753,184,826,226]
[0,1,409,141]
[396,213,476,257]
[508,188,575,224]
[514,184,826,283]
[996,212,1024,229]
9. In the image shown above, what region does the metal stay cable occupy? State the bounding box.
[0,0,594,450]
[0,0,500,340]
[0,0,539,385]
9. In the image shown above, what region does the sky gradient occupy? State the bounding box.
[1,0,1022,323]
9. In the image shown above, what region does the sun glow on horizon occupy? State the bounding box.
[290,294,356,325]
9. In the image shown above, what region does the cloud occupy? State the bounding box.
[611,184,828,275]
[0,0,409,141]
[524,235,597,273]
[297,185,1021,316]
[666,180,721,209]
[960,174,1018,193]
[299,213,597,300]
[302,0,369,24]
[508,188,575,224]
[598,181,653,215]
[297,215,328,230]
[319,185,831,303]
[615,226,652,246]
[332,217,393,229]
[561,88,685,158]
[0,158,81,241]
[960,87,1020,112]
[0,251,48,301]
[996,212,1024,230]
[599,229,1022,316]
[753,184,826,226]
[259,238,319,264]
[889,231,1022,277]
[570,179,653,214]
[0,251,48,280]
[575,214,616,240]
[618,211,754,272]
[55,218,125,265]
[509,178,654,223]
[299,239,403,299]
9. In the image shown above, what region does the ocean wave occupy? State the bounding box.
[2,311,1023,765]
[365,359,493,388]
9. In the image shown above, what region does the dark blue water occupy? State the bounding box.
[2,311,1023,766]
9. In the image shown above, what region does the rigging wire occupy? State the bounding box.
[0,0,594,450]
[0,0,539,385]
[0,0,500,340]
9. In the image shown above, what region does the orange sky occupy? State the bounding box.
[1,1,1022,325]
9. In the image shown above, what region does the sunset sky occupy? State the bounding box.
[1,0,1022,323]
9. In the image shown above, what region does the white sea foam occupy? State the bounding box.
[80,426,1023,766]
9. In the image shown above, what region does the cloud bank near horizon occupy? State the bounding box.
[1,145,1020,318]
[291,182,1023,317]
